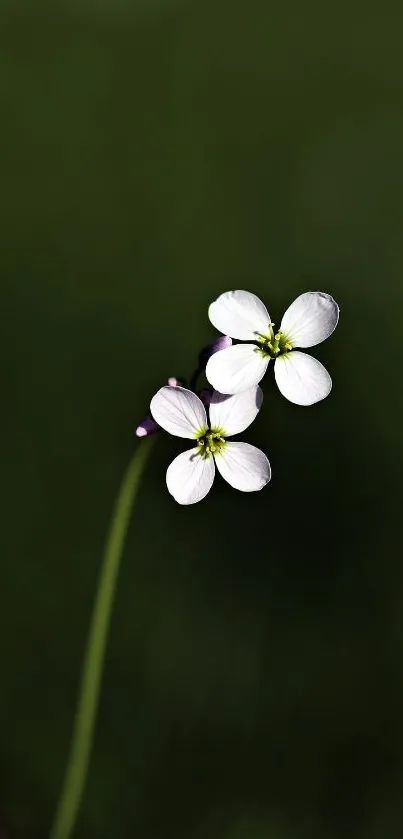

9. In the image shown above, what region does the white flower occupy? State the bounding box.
[205,290,339,405]
[150,385,271,505]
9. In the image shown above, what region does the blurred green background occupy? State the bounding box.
[1,1,403,837]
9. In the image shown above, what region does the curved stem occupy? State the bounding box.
[49,439,154,839]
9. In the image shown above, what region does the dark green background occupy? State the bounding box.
[1,1,403,837]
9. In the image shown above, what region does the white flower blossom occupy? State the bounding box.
[150,385,271,505]
[205,290,339,405]
[135,376,185,437]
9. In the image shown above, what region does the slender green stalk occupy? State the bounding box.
[49,439,154,839]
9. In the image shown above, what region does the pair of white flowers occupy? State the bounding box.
[149,290,339,505]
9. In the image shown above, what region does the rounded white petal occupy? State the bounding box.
[150,386,207,438]
[206,344,269,394]
[209,386,263,436]
[208,290,271,340]
[280,292,339,348]
[274,351,332,405]
[215,442,271,492]
[166,448,215,505]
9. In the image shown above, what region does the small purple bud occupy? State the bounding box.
[166,376,184,387]
[135,416,160,437]
[199,335,232,366]
[199,388,214,407]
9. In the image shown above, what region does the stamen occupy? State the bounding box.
[197,427,227,457]
[255,324,293,359]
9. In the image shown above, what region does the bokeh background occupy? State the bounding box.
[1,1,403,837]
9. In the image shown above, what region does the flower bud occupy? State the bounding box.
[198,388,214,407]
[135,416,160,437]
[198,335,232,367]
[166,376,185,387]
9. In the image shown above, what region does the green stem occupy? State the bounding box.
[49,439,154,839]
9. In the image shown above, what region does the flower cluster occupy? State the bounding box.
[136,290,339,504]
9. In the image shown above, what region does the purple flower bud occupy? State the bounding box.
[166,376,185,387]
[198,335,232,366]
[198,388,214,407]
[135,416,160,437]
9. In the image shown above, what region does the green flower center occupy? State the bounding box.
[255,324,293,359]
[196,427,226,458]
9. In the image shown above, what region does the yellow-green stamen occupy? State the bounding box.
[255,324,293,359]
[196,427,226,458]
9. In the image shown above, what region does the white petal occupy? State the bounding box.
[150,386,207,438]
[208,290,271,340]
[206,344,269,394]
[215,442,271,492]
[166,448,215,505]
[274,351,332,405]
[280,292,339,348]
[209,386,263,436]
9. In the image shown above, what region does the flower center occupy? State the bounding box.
[255,324,293,360]
[196,428,226,458]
